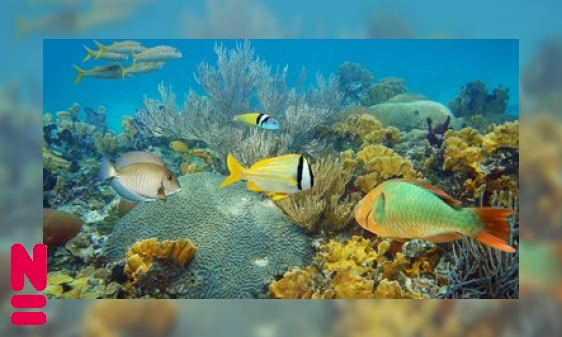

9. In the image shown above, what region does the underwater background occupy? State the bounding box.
[43,39,519,299]
[44,39,519,132]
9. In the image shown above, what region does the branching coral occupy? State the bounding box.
[274,155,360,234]
[338,62,373,105]
[448,80,510,117]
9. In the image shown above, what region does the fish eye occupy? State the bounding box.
[167,174,172,180]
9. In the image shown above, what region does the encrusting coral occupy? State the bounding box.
[269,236,443,299]
[274,155,360,234]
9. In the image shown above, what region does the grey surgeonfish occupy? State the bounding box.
[97,151,181,202]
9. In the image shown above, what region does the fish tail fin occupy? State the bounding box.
[470,208,517,253]
[219,153,246,189]
[82,45,94,62]
[15,15,31,41]
[93,40,105,58]
[97,155,116,182]
[72,64,84,86]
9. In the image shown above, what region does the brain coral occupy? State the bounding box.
[369,100,458,130]
[102,172,312,298]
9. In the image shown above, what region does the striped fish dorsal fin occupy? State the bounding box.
[397,179,462,208]
[116,151,165,169]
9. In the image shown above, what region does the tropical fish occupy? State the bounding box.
[132,46,182,64]
[219,153,314,200]
[97,151,181,202]
[82,45,129,62]
[121,62,165,78]
[93,40,144,56]
[233,113,280,130]
[169,140,190,153]
[354,179,516,253]
[72,64,123,85]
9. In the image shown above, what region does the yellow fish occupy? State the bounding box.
[169,140,191,154]
[219,153,314,200]
[72,64,123,85]
[233,113,280,130]
[354,179,516,252]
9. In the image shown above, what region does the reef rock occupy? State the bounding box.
[369,100,458,131]
[102,172,312,298]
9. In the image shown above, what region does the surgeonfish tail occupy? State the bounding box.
[470,208,517,253]
[72,64,84,86]
[97,155,116,182]
[93,40,105,59]
[218,153,246,189]
[82,45,94,62]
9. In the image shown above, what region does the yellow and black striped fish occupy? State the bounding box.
[233,113,280,130]
[219,153,313,200]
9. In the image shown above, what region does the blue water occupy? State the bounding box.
[44,39,518,132]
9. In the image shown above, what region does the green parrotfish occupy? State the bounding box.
[354,179,516,252]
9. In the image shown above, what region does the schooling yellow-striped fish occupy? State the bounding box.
[219,153,313,200]
[354,179,516,252]
[233,113,280,130]
[97,151,181,202]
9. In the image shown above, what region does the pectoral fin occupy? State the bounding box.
[420,233,461,243]
[157,186,166,200]
[267,192,289,200]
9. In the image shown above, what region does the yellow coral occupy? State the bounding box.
[180,162,198,174]
[331,269,375,299]
[170,140,191,153]
[355,145,417,192]
[269,267,315,299]
[481,121,519,155]
[124,238,197,281]
[93,132,117,154]
[334,114,401,146]
[192,148,213,164]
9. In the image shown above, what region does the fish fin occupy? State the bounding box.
[119,63,126,80]
[246,181,264,192]
[268,192,289,200]
[397,179,462,208]
[97,155,116,182]
[354,189,380,230]
[82,45,94,62]
[72,64,84,86]
[115,151,165,170]
[219,153,246,189]
[157,186,166,200]
[250,154,300,171]
[471,208,517,253]
[420,233,462,243]
[93,40,105,58]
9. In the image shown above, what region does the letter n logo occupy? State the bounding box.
[11,243,47,326]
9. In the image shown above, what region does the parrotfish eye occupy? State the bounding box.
[167,174,172,181]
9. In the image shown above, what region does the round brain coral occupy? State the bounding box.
[102,172,312,298]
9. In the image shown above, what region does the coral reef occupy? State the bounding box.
[361,77,407,106]
[269,235,444,299]
[274,155,360,234]
[337,62,373,105]
[45,266,123,299]
[124,238,197,298]
[102,173,312,298]
[345,144,418,193]
[43,208,84,247]
[448,80,510,117]
[369,99,455,131]
[333,113,401,148]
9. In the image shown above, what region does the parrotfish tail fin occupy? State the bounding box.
[82,45,94,62]
[471,208,517,253]
[97,155,116,182]
[93,40,105,59]
[72,64,84,86]
[218,153,246,189]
